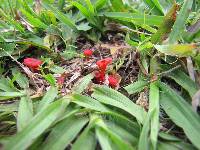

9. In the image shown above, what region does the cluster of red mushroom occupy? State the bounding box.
[23,49,119,88]
[83,49,118,88]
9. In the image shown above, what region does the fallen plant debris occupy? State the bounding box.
[0,0,200,150]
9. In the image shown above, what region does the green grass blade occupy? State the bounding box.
[41,1,77,30]
[85,0,95,14]
[72,73,93,94]
[0,91,26,100]
[71,125,96,150]
[5,99,69,150]
[92,86,147,124]
[96,127,113,150]
[159,82,200,149]
[149,82,159,149]
[0,9,25,33]
[95,0,107,10]
[138,115,150,150]
[151,4,179,44]
[168,0,193,43]
[11,68,29,89]
[37,86,58,113]
[95,116,134,150]
[17,96,33,132]
[110,0,126,12]
[101,12,164,26]
[42,116,89,150]
[71,94,109,112]
[167,70,198,97]
[124,80,148,94]
[143,0,164,15]
[20,9,48,29]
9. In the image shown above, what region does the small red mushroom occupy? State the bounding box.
[108,75,118,88]
[23,58,42,71]
[94,71,105,84]
[83,49,93,59]
[96,57,112,73]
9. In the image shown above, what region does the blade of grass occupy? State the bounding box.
[17,96,33,132]
[159,82,200,149]
[168,0,193,43]
[124,80,148,94]
[5,99,69,150]
[37,86,58,113]
[41,1,77,30]
[42,115,89,150]
[149,82,159,149]
[92,86,147,124]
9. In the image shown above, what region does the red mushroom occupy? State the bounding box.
[94,71,105,84]
[96,57,112,73]
[23,58,42,71]
[108,75,118,88]
[83,49,93,59]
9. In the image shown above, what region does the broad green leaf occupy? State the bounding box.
[5,99,69,150]
[169,0,193,43]
[42,116,89,150]
[37,86,58,113]
[92,86,147,124]
[72,73,93,94]
[149,82,159,149]
[124,80,148,94]
[154,44,198,57]
[17,96,33,131]
[159,82,200,149]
